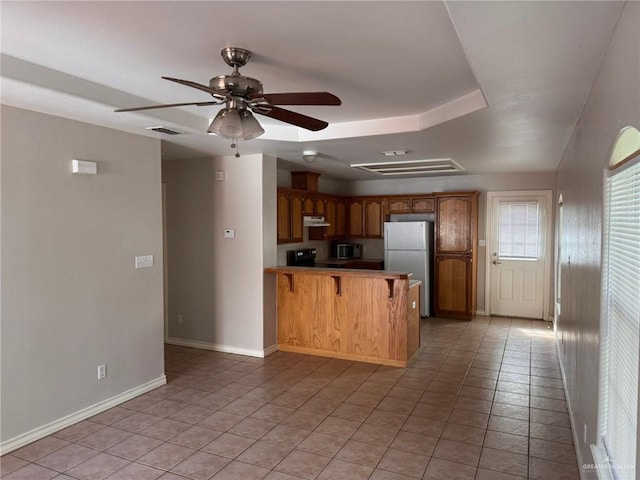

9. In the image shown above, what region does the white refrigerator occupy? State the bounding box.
[384,221,434,317]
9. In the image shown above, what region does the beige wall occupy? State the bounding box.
[163,154,277,355]
[163,158,216,342]
[555,1,639,470]
[1,106,165,449]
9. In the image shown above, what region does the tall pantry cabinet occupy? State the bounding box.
[434,192,479,320]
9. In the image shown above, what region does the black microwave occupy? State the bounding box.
[332,243,362,260]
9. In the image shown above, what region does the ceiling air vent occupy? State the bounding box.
[145,126,184,135]
[350,158,464,176]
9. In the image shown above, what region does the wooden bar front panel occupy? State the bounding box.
[271,269,415,367]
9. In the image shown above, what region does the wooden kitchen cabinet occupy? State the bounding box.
[364,198,385,238]
[277,190,292,244]
[335,198,347,238]
[345,197,385,239]
[386,195,434,214]
[434,192,479,320]
[387,197,412,214]
[347,199,364,237]
[308,196,335,241]
[435,194,477,254]
[303,195,326,216]
[323,197,336,238]
[290,192,304,243]
[434,255,474,318]
[277,188,304,244]
[411,196,435,213]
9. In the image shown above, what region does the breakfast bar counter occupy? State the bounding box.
[264,266,421,367]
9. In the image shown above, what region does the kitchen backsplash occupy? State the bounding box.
[277,234,384,266]
[360,239,385,259]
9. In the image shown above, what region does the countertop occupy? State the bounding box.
[265,266,410,279]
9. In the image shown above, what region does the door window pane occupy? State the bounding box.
[498,201,540,259]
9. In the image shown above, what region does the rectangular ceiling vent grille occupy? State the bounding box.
[350,158,464,176]
[145,126,184,135]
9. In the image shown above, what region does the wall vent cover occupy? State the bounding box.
[145,126,183,135]
[350,158,464,176]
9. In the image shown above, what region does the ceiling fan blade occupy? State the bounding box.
[115,101,219,112]
[257,92,341,106]
[256,106,329,131]
[162,76,226,99]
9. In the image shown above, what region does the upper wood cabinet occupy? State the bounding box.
[411,196,434,213]
[308,196,336,241]
[364,198,385,238]
[303,195,326,216]
[347,199,364,237]
[323,197,336,238]
[435,193,478,254]
[276,189,304,244]
[386,195,435,215]
[277,190,292,244]
[290,192,304,243]
[303,196,315,216]
[387,197,411,214]
[291,171,320,192]
[335,198,347,238]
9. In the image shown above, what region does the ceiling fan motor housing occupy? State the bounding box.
[209,75,263,99]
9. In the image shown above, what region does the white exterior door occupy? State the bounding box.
[488,192,550,319]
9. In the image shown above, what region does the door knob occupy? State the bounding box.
[493,259,502,265]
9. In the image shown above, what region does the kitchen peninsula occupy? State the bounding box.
[264,266,421,367]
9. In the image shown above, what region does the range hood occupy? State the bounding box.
[303,215,331,227]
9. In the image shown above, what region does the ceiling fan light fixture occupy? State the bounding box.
[219,108,244,139]
[239,109,265,140]
[208,109,226,136]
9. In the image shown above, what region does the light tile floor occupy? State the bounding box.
[1,317,581,479]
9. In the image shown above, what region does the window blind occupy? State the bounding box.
[498,201,540,259]
[601,159,640,479]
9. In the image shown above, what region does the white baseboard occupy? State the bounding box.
[555,337,589,480]
[166,337,277,358]
[0,375,166,455]
[475,310,487,316]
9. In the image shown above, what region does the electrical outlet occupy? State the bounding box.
[97,364,107,380]
[177,314,183,325]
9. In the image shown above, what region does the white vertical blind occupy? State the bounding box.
[498,201,540,259]
[601,159,640,479]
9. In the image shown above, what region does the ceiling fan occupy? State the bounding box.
[115,47,341,155]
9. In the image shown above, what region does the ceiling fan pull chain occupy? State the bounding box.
[229,138,241,157]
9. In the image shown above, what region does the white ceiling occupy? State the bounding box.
[0,1,623,180]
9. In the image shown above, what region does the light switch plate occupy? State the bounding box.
[478,239,486,247]
[224,229,235,238]
[135,255,154,269]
